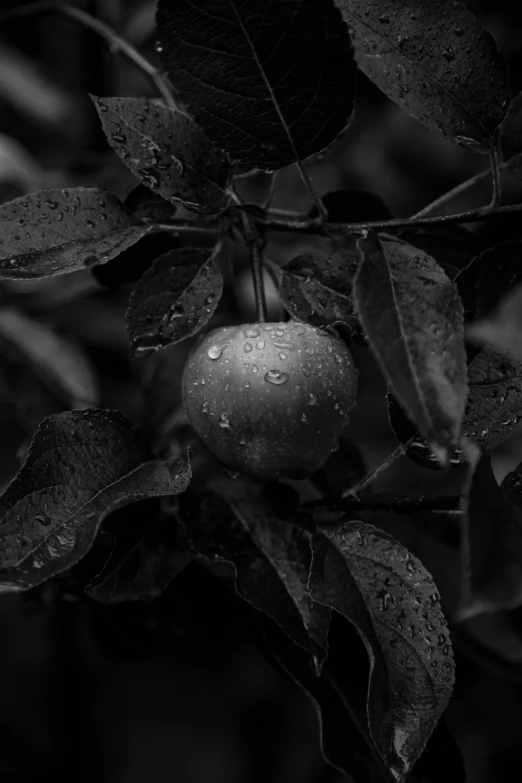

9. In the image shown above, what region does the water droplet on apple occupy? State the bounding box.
[275,329,285,337]
[252,365,258,373]
[208,340,229,359]
[239,435,246,445]
[244,343,253,353]
[244,381,251,388]
[218,413,230,428]
[256,340,265,349]
[244,327,260,338]
[309,393,318,405]
[301,413,307,422]
[264,369,289,385]
[279,352,287,360]
[202,402,208,414]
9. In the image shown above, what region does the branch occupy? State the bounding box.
[0,1,178,112]
[488,137,502,208]
[303,494,461,514]
[260,201,522,234]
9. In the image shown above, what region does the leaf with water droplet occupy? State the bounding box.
[335,0,509,152]
[127,244,224,357]
[0,410,191,593]
[0,188,152,279]
[156,0,356,169]
[310,522,455,780]
[270,241,360,330]
[354,232,468,464]
[91,96,231,214]
[179,477,330,670]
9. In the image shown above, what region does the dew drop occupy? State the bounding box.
[279,352,287,360]
[256,340,265,350]
[239,435,246,445]
[218,413,230,429]
[207,340,229,360]
[244,381,251,388]
[202,402,208,414]
[264,369,289,385]
[244,327,260,338]
[252,365,258,373]
[244,343,253,353]
[275,329,285,337]
[309,393,318,405]
[301,413,307,422]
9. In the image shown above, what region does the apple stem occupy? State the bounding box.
[238,209,268,322]
[250,239,269,322]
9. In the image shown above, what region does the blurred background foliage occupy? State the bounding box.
[1,2,522,782]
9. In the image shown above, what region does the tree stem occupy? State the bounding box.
[341,438,414,499]
[0,1,178,112]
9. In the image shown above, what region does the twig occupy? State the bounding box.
[262,171,279,210]
[0,1,178,112]
[303,494,462,514]
[341,437,415,499]
[488,135,502,208]
[295,160,328,221]
[260,201,522,234]
[412,168,491,218]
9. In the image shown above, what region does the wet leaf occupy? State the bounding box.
[260,613,388,783]
[181,476,331,671]
[126,244,224,357]
[336,0,509,153]
[354,232,468,464]
[91,96,231,214]
[501,90,522,161]
[394,224,483,282]
[466,282,522,362]
[0,409,191,592]
[124,184,178,223]
[309,187,392,222]
[310,521,455,781]
[92,231,180,288]
[387,392,464,471]
[0,188,152,278]
[273,240,360,328]
[85,515,192,604]
[156,0,356,169]
[458,440,522,620]
[0,306,98,407]
[463,345,522,449]
[455,240,522,325]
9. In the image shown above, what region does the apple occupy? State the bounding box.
[182,320,358,482]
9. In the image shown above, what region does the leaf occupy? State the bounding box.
[273,240,360,328]
[0,409,191,592]
[156,0,356,169]
[354,232,468,463]
[309,187,392,222]
[455,240,522,325]
[260,613,387,783]
[310,522,455,781]
[85,515,192,604]
[387,392,464,471]
[458,440,522,620]
[124,184,178,222]
[181,476,331,671]
[92,231,180,288]
[463,346,522,449]
[0,306,98,408]
[126,244,224,357]
[394,225,483,282]
[0,187,153,279]
[501,90,522,161]
[91,96,231,214]
[466,282,522,362]
[335,0,509,153]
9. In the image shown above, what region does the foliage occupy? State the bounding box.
[1,0,522,780]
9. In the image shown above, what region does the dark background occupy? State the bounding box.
[1,1,522,781]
